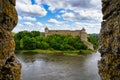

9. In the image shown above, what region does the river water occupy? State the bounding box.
[16,52,101,80]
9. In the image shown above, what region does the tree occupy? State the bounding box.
[14,31,89,50]
[15,31,32,40]
[14,39,21,50]
[31,31,40,37]
[36,41,49,49]
[88,34,98,49]
[22,36,36,50]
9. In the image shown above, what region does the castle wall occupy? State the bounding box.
[47,30,81,37]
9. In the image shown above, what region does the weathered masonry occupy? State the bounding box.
[0,0,22,80]
[98,0,120,80]
[45,27,88,41]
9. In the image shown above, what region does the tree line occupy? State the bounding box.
[14,31,92,50]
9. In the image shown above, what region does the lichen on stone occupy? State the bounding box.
[0,0,22,80]
[99,0,120,80]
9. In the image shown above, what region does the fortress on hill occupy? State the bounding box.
[45,27,94,50]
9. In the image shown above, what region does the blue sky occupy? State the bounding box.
[13,0,102,34]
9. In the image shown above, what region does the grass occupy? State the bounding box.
[15,49,95,56]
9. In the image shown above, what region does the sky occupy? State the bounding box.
[13,0,103,34]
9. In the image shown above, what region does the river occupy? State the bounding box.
[16,52,101,80]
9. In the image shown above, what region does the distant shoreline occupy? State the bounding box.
[15,49,95,56]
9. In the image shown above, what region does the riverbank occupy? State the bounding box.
[15,49,95,56]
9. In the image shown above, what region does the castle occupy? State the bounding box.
[45,27,94,50]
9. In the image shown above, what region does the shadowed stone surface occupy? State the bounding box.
[99,0,120,80]
[0,0,22,80]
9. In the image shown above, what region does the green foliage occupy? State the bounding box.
[31,31,40,37]
[88,34,98,49]
[14,34,21,50]
[15,31,32,40]
[14,31,88,50]
[22,36,36,50]
[14,39,21,50]
[36,41,49,49]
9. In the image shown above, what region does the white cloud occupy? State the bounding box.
[23,16,37,21]
[48,6,55,12]
[17,0,32,5]
[48,19,62,24]
[13,23,25,32]
[36,22,43,26]
[60,10,66,13]
[35,0,44,5]
[45,23,71,31]
[62,12,76,21]
[18,16,22,20]
[61,9,102,22]
[23,22,34,26]
[14,0,102,34]
[45,22,101,34]
[35,0,102,22]
[16,0,47,17]
[35,0,101,10]
[13,22,44,32]
[75,9,102,21]
[90,0,102,9]
[74,22,101,33]
[56,15,61,18]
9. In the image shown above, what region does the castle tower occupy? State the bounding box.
[80,28,94,50]
[45,27,48,37]
[80,28,87,41]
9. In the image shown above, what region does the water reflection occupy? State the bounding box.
[16,52,101,80]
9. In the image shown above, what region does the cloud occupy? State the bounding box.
[14,0,102,34]
[35,0,101,10]
[35,0,44,5]
[61,9,102,22]
[23,22,34,26]
[35,0,102,22]
[90,0,101,9]
[13,22,44,32]
[62,12,76,21]
[74,9,102,21]
[16,0,47,17]
[18,16,22,20]
[36,22,43,26]
[56,15,61,18]
[23,16,37,21]
[17,0,32,5]
[74,22,101,33]
[45,21,101,34]
[45,23,71,31]
[48,6,55,12]
[60,10,66,13]
[48,19,62,24]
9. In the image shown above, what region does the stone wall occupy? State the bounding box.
[98,0,120,80]
[0,0,22,80]
[45,27,87,41]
